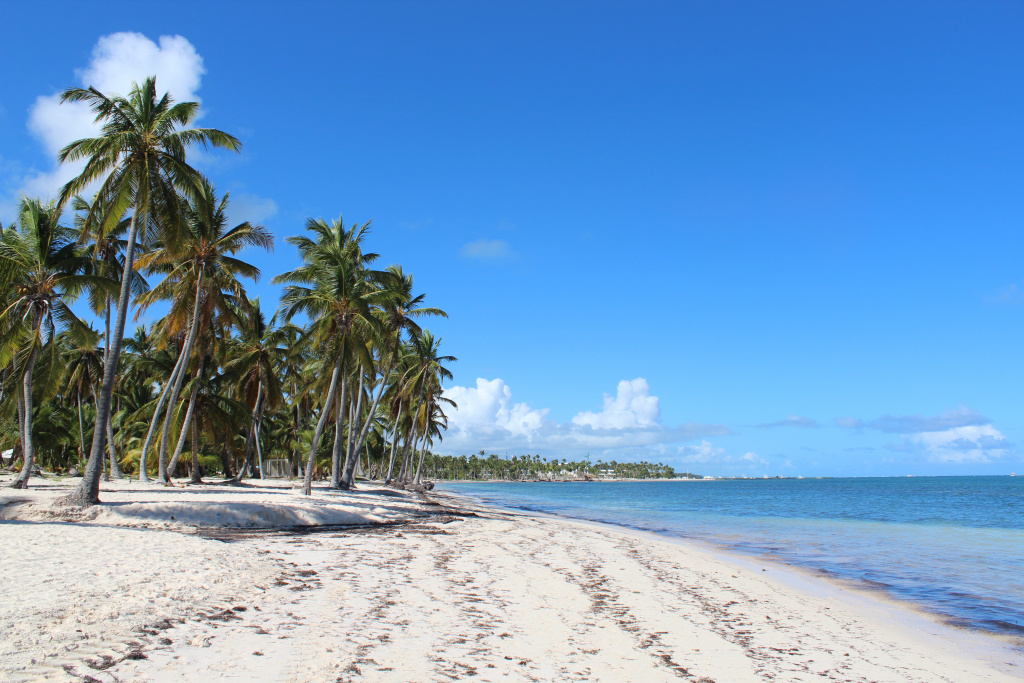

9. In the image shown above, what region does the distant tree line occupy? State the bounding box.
[417,451,701,481]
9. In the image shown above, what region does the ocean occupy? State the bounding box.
[440,476,1024,637]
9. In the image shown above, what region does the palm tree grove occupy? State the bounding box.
[0,77,681,505]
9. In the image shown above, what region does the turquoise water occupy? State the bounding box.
[440,476,1024,636]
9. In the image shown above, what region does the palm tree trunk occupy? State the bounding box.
[77,393,86,466]
[139,339,187,481]
[341,371,375,489]
[189,406,201,484]
[231,382,263,482]
[254,401,266,480]
[294,400,304,478]
[11,338,40,489]
[218,443,234,479]
[235,425,255,482]
[67,210,140,505]
[398,420,418,483]
[158,266,205,482]
[343,384,389,487]
[341,371,363,483]
[87,383,111,482]
[413,431,429,484]
[300,353,343,496]
[330,371,348,488]
[15,389,26,469]
[166,357,203,479]
[384,399,403,484]
[106,412,122,479]
[103,302,123,480]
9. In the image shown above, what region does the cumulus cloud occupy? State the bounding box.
[440,377,728,455]
[444,378,549,442]
[835,407,990,434]
[757,414,818,429]
[459,239,512,260]
[572,378,659,429]
[676,441,726,463]
[15,33,206,203]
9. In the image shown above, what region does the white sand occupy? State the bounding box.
[1,474,1021,682]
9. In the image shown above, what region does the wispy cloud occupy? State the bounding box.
[837,406,1012,464]
[756,414,818,429]
[985,282,1024,305]
[834,406,990,434]
[459,238,513,261]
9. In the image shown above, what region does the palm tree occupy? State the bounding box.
[134,180,271,483]
[400,331,455,486]
[0,198,93,488]
[273,216,386,495]
[338,266,446,488]
[74,193,149,479]
[57,76,241,506]
[222,299,287,481]
[60,324,104,468]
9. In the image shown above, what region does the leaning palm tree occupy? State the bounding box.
[74,193,149,479]
[0,198,94,488]
[338,266,446,488]
[58,76,241,506]
[134,180,271,483]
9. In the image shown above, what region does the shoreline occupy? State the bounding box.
[440,479,1024,643]
[433,487,1024,661]
[2,475,1021,681]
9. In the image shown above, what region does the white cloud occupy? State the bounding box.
[440,377,728,457]
[739,451,768,465]
[667,442,768,469]
[444,378,549,441]
[16,33,206,203]
[572,378,659,429]
[905,424,1011,464]
[459,239,512,260]
[676,441,726,463]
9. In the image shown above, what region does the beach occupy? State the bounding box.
[1,475,1020,682]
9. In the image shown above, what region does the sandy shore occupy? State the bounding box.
[1,474,1020,682]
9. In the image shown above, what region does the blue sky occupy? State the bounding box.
[2,1,1022,475]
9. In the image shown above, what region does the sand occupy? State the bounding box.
[1,472,1020,682]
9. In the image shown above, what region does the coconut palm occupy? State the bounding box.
[60,324,104,467]
[58,76,241,506]
[339,266,446,488]
[272,216,387,495]
[0,198,94,488]
[134,180,272,483]
[74,193,149,478]
[397,331,455,485]
[222,299,287,481]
